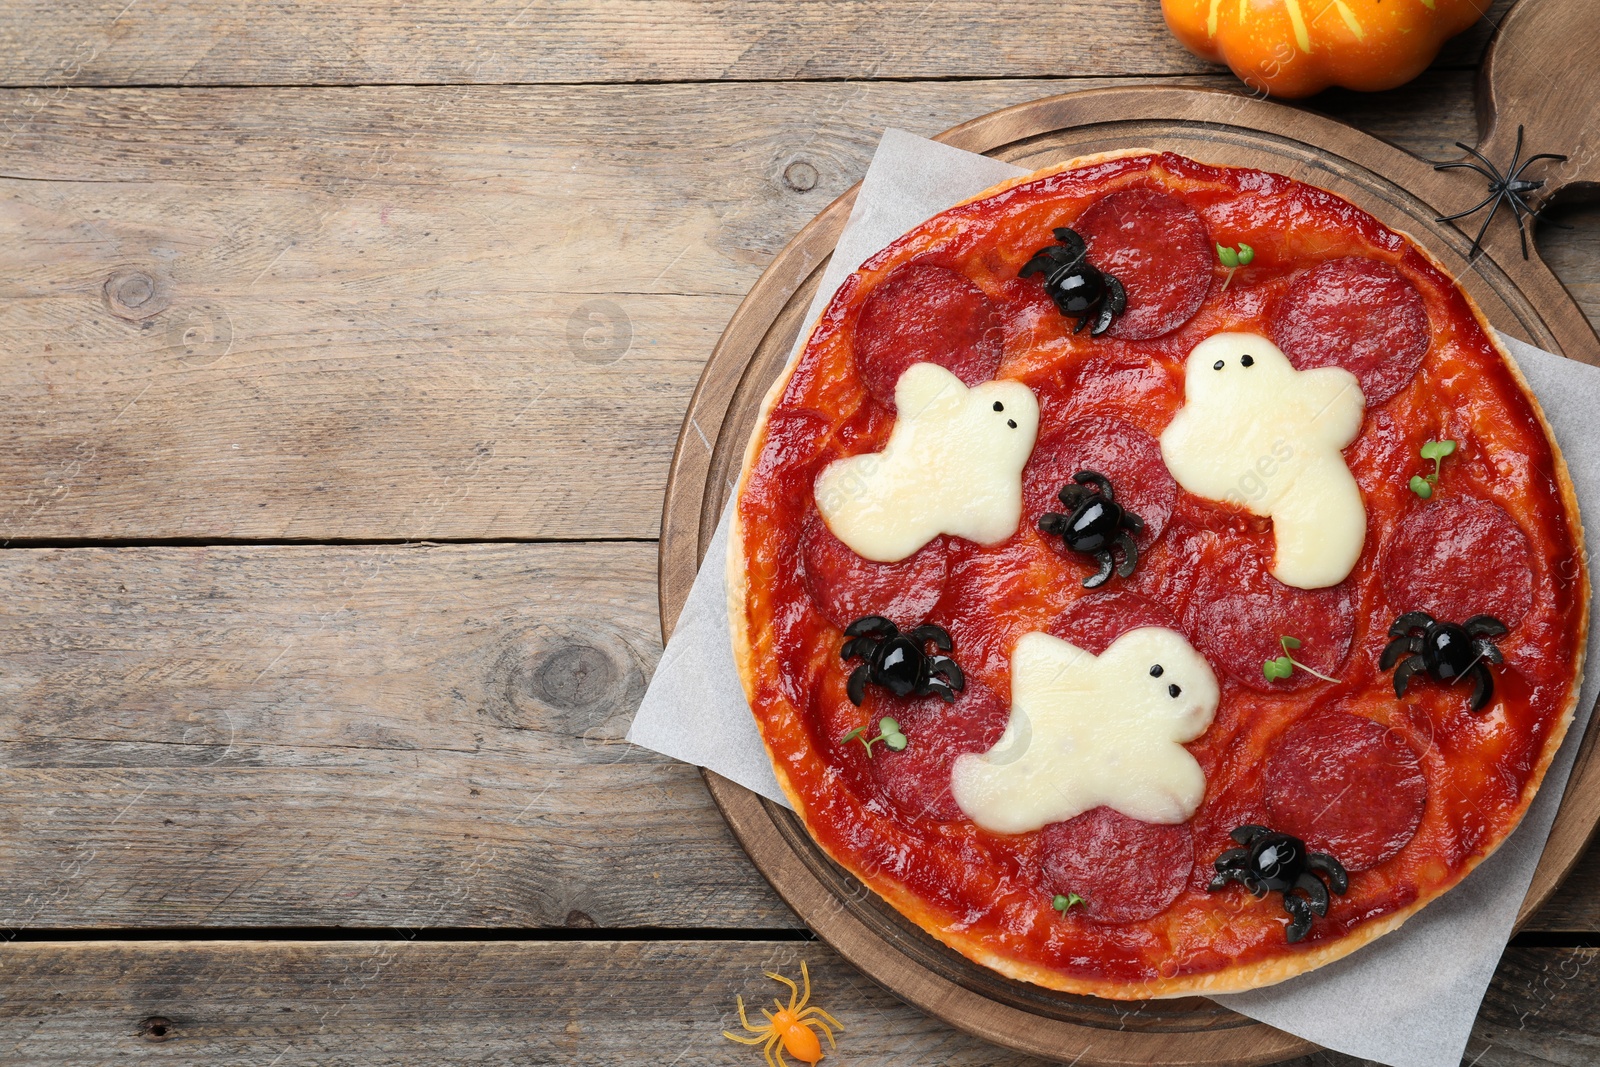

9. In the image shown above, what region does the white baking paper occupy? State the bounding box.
[627,129,1600,1067]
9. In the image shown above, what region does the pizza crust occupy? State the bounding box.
[726,150,1590,999]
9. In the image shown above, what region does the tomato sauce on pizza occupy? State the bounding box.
[728,152,1587,997]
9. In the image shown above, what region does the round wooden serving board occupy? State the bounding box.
[659,2,1600,1063]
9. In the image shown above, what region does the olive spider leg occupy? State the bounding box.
[1294,872,1330,915]
[1468,662,1495,712]
[1305,853,1349,893]
[843,615,895,639]
[1052,227,1087,257]
[1379,633,1419,670]
[1114,531,1139,579]
[1392,655,1427,698]
[1085,549,1116,589]
[846,664,870,706]
[927,654,965,692]
[1283,894,1314,943]
[1072,469,1115,500]
[1464,615,1509,640]
[1388,611,1435,637]
[906,624,952,652]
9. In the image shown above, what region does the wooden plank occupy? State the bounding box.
[0,1,1513,88]
[0,542,795,929]
[0,939,1588,1066]
[4,74,1594,542]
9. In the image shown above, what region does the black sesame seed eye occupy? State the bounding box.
[1241,354,1255,367]
[1213,359,1226,371]
[993,401,1004,412]
[1149,664,1164,677]
[1168,683,1182,699]
[1007,419,1017,429]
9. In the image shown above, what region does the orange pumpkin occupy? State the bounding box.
[1161,0,1486,99]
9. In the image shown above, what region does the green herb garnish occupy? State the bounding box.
[1410,439,1457,499]
[1262,635,1340,684]
[840,716,907,758]
[1052,893,1086,913]
[1217,242,1255,291]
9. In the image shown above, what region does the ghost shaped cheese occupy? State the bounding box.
[1160,333,1367,590]
[814,362,1040,562]
[950,628,1219,834]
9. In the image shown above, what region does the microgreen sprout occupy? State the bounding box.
[1216,242,1255,291]
[1262,635,1340,684]
[1052,892,1086,914]
[840,716,908,757]
[1409,439,1458,499]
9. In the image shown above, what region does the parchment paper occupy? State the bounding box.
[627,129,1600,1067]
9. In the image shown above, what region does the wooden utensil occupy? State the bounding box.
[659,1,1600,1062]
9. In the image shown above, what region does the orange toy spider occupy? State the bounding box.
[722,961,843,1066]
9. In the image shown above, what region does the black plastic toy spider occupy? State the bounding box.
[1038,470,1144,589]
[1208,825,1349,944]
[1018,226,1127,335]
[1434,125,1568,261]
[1380,611,1507,713]
[840,616,966,706]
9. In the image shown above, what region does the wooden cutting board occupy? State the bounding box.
[658,1,1600,1062]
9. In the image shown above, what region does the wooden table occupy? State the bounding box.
[0,3,1595,1064]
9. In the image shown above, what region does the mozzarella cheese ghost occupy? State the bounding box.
[950,628,1219,834]
[814,362,1040,562]
[1160,333,1367,589]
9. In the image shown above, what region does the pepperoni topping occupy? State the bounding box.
[867,681,1008,822]
[1264,712,1427,872]
[800,512,949,630]
[1270,257,1431,405]
[1073,189,1211,340]
[1186,544,1355,691]
[852,263,1003,410]
[1382,498,1534,627]
[1040,807,1194,923]
[1048,590,1181,654]
[1023,416,1176,550]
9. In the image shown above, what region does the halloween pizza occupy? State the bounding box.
[726,150,1588,998]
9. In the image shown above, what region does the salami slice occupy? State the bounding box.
[1187,543,1355,692]
[1382,498,1534,627]
[1264,712,1427,872]
[1048,590,1181,654]
[852,263,1002,410]
[868,681,1008,822]
[1270,257,1431,405]
[1073,189,1211,341]
[1023,416,1176,551]
[1040,806,1194,924]
[801,512,949,630]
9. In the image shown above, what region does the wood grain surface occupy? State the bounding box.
[0,940,1593,1067]
[0,0,1597,1063]
[0,543,790,929]
[0,75,1594,542]
[0,1,1513,87]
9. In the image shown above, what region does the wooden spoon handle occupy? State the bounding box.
[1477,0,1600,205]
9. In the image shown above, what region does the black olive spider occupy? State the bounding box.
[840,616,966,706]
[1038,470,1144,589]
[1433,125,1568,262]
[1208,825,1349,944]
[1018,226,1127,335]
[1380,611,1507,713]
